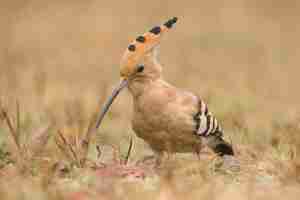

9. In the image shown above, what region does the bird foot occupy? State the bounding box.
[136,152,174,169]
[136,155,159,167]
[212,155,240,173]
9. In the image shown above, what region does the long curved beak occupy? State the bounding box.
[95,78,129,129]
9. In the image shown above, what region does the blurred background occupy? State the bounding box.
[1,0,300,155]
[1,1,300,199]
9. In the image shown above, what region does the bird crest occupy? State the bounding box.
[120,17,178,77]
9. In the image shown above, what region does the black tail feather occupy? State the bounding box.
[213,137,234,156]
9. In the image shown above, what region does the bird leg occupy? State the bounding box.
[194,144,201,160]
[202,134,240,172]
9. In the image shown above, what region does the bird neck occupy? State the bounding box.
[128,51,164,97]
[128,74,162,98]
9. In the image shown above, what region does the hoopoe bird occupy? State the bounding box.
[96,17,235,164]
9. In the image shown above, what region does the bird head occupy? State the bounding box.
[94,17,178,129]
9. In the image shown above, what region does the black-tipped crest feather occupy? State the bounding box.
[164,17,178,28]
[149,26,161,35]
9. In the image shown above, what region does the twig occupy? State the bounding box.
[82,113,97,143]
[96,145,102,159]
[54,138,74,162]
[57,130,81,167]
[1,108,20,150]
[0,99,3,121]
[111,144,121,164]
[29,125,51,157]
[16,100,21,147]
[80,113,98,166]
[124,137,133,165]
[75,130,81,154]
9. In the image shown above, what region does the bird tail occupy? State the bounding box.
[194,99,234,156]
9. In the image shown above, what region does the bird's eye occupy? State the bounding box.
[137,65,144,73]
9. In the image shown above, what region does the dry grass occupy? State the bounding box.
[0,0,300,199]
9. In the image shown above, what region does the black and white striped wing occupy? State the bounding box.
[194,100,223,137]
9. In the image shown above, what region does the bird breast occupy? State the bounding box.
[131,81,199,151]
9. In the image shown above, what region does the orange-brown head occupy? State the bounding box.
[120,17,178,80]
[94,17,178,130]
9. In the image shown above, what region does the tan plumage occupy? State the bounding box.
[97,17,234,162]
